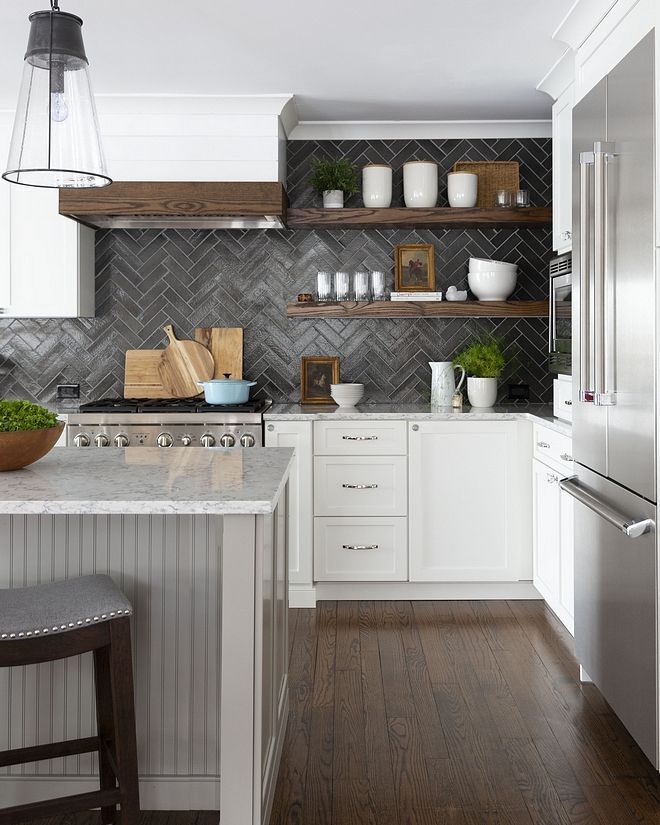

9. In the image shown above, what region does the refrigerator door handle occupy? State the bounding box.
[560,476,655,538]
[593,140,617,406]
[579,151,595,402]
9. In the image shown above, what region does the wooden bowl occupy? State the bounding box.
[0,422,65,471]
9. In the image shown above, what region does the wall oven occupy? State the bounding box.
[549,253,572,375]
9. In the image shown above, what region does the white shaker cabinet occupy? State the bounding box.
[265,420,314,602]
[408,420,532,582]
[552,83,573,253]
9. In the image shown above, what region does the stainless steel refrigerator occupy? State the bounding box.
[560,30,658,766]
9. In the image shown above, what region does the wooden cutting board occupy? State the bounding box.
[124,350,168,398]
[159,324,214,397]
[194,327,243,379]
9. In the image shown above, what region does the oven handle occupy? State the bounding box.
[560,476,654,538]
[549,279,557,355]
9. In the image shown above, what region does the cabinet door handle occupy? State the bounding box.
[342,483,378,489]
[267,424,274,431]
[342,544,379,551]
[560,453,573,462]
[560,230,572,241]
[342,435,378,441]
[564,400,572,406]
[546,473,559,484]
[537,441,550,449]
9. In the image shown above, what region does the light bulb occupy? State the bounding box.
[50,92,69,122]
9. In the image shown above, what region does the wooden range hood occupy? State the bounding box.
[59,181,287,229]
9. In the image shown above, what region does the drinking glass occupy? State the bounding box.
[496,190,513,208]
[515,189,530,207]
[353,271,370,301]
[370,270,387,301]
[335,271,350,301]
[316,271,333,302]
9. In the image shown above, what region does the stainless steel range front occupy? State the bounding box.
[66,398,271,449]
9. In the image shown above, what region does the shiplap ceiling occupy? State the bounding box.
[0,0,573,120]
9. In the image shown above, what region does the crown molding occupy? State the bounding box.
[536,48,575,100]
[553,0,619,48]
[94,94,296,117]
[287,120,552,140]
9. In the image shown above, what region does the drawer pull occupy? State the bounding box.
[537,441,550,448]
[560,453,573,462]
[342,544,379,551]
[342,483,378,490]
[564,400,573,406]
[342,435,378,441]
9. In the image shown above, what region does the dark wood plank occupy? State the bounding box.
[286,206,553,229]
[335,601,361,671]
[286,300,549,319]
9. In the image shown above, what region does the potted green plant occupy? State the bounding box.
[309,158,359,208]
[0,400,64,471]
[453,333,505,408]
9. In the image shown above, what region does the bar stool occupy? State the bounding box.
[0,574,140,825]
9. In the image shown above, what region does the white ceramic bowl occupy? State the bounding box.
[330,383,364,407]
[469,257,518,272]
[468,269,517,301]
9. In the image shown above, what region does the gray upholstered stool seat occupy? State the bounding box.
[0,574,132,641]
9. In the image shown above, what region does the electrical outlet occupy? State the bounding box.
[57,384,80,399]
[507,384,530,401]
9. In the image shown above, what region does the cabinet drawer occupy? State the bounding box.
[553,378,573,422]
[533,424,574,473]
[314,517,407,581]
[314,420,407,455]
[314,456,407,516]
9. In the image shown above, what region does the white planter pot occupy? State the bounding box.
[362,164,392,208]
[322,190,344,208]
[467,376,498,408]
[447,172,478,208]
[403,161,438,208]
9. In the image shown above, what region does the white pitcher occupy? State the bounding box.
[429,361,466,407]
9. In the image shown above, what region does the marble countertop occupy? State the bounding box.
[0,447,295,516]
[265,403,572,436]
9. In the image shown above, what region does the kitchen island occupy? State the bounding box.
[0,447,294,824]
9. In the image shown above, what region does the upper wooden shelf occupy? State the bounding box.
[286,206,552,229]
[286,300,549,319]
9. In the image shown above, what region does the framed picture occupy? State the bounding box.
[394,243,436,292]
[300,356,340,404]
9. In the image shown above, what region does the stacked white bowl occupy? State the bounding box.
[330,383,364,407]
[467,257,518,301]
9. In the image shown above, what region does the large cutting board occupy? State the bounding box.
[194,327,243,379]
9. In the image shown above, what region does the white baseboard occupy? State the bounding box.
[314,581,542,601]
[0,775,220,811]
[289,585,317,608]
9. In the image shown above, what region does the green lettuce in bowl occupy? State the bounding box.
[0,400,64,471]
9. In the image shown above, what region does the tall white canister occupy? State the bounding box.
[362,164,393,208]
[403,161,438,208]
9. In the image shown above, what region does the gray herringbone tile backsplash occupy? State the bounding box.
[0,138,554,406]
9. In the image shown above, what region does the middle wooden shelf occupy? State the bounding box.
[286,300,549,318]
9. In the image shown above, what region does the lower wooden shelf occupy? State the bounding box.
[286,300,549,318]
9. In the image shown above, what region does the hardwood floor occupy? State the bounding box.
[269,600,660,825]
[17,600,660,824]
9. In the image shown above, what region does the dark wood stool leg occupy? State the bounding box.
[94,644,119,825]
[108,617,140,825]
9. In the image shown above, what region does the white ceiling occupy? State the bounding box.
[0,0,574,121]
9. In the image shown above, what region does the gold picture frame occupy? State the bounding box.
[300,356,340,404]
[394,243,436,292]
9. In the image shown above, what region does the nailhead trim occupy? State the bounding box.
[1,608,132,641]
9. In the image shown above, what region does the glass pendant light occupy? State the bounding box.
[3,0,111,188]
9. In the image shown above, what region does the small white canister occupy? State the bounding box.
[447,172,478,207]
[362,164,392,208]
[403,161,438,208]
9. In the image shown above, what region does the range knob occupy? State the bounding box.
[94,433,110,447]
[73,433,90,447]
[114,433,129,447]
[181,435,193,447]
[219,433,235,448]
[157,432,174,448]
[240,433,256,448]
[200,433,216,448]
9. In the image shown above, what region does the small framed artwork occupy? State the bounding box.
[394,243,436,292]
[300,356,340,404]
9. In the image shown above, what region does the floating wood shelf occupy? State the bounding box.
[286,300,549,319]
[286,207,552,230]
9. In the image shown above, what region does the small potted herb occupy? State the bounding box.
[0,400,64,471]
[309,158,359,208]
[453,333,505,408]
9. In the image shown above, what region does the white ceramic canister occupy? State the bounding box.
[362,164,393,208]
[447,172,478,208]
[323,189,344,208]
[403,161,438,208]
[467,376,498,408]
[430,362,466,407]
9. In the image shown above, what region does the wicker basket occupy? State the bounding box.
[452,161,520,208]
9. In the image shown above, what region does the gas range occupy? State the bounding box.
[66,397,271,449]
